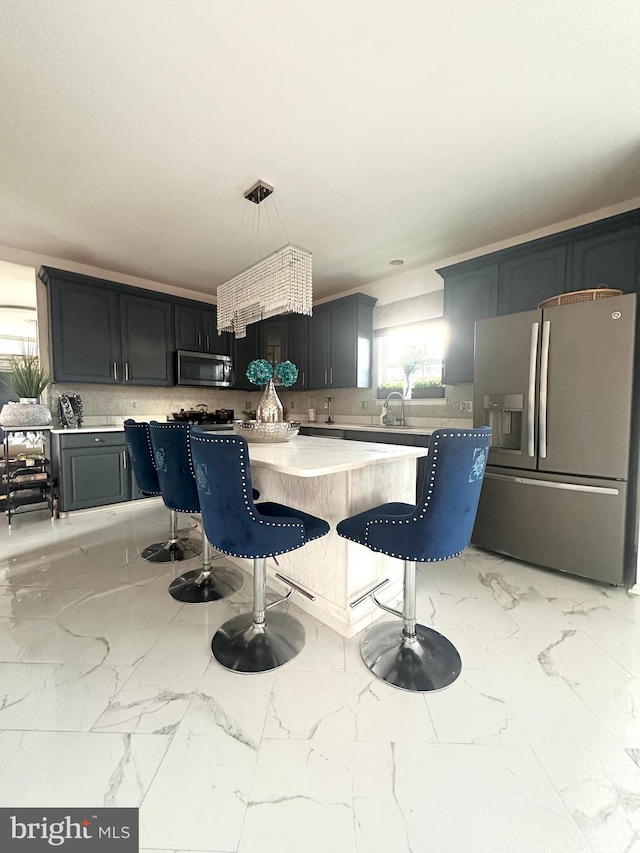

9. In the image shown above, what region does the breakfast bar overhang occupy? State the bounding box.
[224,435,429,638]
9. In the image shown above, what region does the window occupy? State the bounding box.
[376,319,445,396]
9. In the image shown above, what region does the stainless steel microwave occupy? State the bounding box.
[176,350,233,387]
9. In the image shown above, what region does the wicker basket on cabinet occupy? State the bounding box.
[537,284,623,309]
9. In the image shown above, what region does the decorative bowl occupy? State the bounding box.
[232,419,300,443]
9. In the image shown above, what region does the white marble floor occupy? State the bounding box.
[1,503,640,852]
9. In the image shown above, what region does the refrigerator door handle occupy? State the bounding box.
[484,472,619,495]
[539,320,551,458]
[527,322,539,457]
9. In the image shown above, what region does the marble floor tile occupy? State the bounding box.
[263,668,437,743]
[239,740,354,853]
[533,739,640,853]
[91,623,213,734]
[0,730,170,807]
[427,671,612,746]
[138,726,256,852]
[5,505,640,850]
[351,742,591,852]
[0,661,134,731]
[0,616,101,662]
[566,675,640,748]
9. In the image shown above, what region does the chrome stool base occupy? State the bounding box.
[169,564,243,604]
[143,538,201,563]
[361,621,462,693]
[212,611,305,673]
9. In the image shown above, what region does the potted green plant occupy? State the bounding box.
[0,344,52,427]
[398,345,443,398]
[411,377,445,399]
[376,380,404,399]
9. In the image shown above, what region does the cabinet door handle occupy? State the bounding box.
[330,367,333,386]
[94,437,105,443]
[324,369,327,386]
[124,362,130,382]
[112,361,118,380]
[302,370,305,387]
[206,335,210,351]
[122,450,128,469]
[198,333,202,349]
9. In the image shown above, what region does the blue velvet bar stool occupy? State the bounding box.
[148,421,244,603]
[124,419,200,563]
[337,427,491,693]
[190,429,330,673]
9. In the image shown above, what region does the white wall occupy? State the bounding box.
[323,195,640,307]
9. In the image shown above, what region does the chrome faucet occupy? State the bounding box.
[384,391,406,426]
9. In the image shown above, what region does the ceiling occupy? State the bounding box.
[1,1,640,302]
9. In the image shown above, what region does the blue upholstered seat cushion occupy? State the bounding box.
[190,429,329,559]
[336,428,491,563]
[123,419,161,497]
[256,502,330,544]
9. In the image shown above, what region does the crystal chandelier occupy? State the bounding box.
[216,181,313,338]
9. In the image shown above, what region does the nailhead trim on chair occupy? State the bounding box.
[339,429,491,563]
[192,433,308,559]
[124,421,162,496]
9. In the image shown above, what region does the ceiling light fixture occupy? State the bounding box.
[217,180,313,338]
[389,259,405,266]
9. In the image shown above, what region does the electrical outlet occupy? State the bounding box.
[361,400,368,410]
[323,401,329,409]
[461,401,473,413]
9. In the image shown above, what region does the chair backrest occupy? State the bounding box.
[123,419,161,496]
[366,427,492,562]
[190,429,304,558]
[148,421,200,513]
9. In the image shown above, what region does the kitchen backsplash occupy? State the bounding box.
[45,381,475,424]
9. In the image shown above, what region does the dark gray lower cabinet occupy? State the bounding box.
[52,432,140,512]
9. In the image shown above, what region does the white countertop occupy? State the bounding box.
[50,425,128,433]
[49,421,430,437]
[246,434,428,477]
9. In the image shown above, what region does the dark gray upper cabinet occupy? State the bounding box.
[175,302,230,355]
[441,264,499,385]
[42,268,174,386]
[309,308,332,389]
[286,314,309,390]
[498,245,567,315]
[175,303,202,351]
[120,293,173,386]
[438,208,640,384]
[568,224,640,293]
[309,294,376,389]
[47,276,121,384]
[232,314,309,391]
[232,323,262,391]
[261,318,288,366]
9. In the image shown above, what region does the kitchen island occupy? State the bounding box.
[230,435,429,638]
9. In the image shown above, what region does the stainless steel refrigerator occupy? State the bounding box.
[472,292,637,585]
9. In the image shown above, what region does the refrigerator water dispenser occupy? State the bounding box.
[483,394,524,452]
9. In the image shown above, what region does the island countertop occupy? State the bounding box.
[244,434,428,477]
